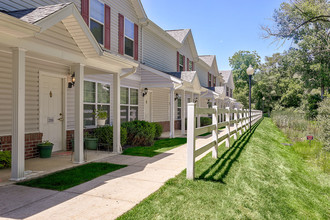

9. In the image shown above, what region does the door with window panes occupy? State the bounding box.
[84,81,110,127]
[120,87,139,123]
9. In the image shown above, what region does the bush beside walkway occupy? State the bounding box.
[118,118,330,219]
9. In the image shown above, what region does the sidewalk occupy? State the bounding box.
[0,122,256,220]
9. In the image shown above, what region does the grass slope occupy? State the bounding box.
[119,118,329,219]
[122,138,187,157]
[17,163,126,191]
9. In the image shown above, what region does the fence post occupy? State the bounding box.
[233,108,238,140]
[212,105,218,159]
[225,106,230,148]
[239,108,243,135]
[245,109,249,131]
[187,103,196,180]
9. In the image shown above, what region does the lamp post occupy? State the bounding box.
[246,65,254,132]
[262,96,265,114]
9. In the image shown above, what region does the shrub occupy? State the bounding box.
[94,126,127,147]
[200,117,212,127]
[152,122,163,139]
[0,151,11,169]
[317,98,330,151]
[305,94,322,119]
[122,121,156,146]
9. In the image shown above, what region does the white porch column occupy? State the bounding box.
[113,73,122,153]
[170,88,175,138]
[74,64,84,163]
[181,90,185,135]
[11,47,26,181]
[197,94,201,128]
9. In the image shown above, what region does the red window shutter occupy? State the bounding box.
[134,23,139,60]
[104,5,111,50]
[192,61,194,71]
[183,55,185,71]
[177,52,180,72]
[187,58,190,70]
[81,0,89,26]
[118,13,124,55]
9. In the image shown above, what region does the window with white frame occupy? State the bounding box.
[90,0,104,45]
[120,87,138,123]
[179,54,184,71]
[226,86,229,96]
[208,73,212,87]
[177,97,182,119]
[83,81,110,127]
[124,18,135,57]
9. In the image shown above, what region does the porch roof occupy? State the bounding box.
[0,3,138,73]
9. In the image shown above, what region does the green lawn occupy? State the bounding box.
[17,163,126,191]
[122,138,187,157]
[118,118,330,219]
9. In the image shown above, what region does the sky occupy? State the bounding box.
[140,0,292,70]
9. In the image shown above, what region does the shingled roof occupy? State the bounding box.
[165,29,190,43]
[5,3,71,24]
[166,71,196,83]
[219,70,232,83]
[199,55,215,67]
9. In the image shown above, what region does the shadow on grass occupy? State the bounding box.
[196,118,263,183]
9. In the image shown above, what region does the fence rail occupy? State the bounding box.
[187,103,263,180]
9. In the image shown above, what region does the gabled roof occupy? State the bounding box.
[130,0,147,20]
[6,3,70,24]
[219,70,232,84]
[167,71,196,83]
[166,29,190,43]
[165,29,199,60]
[199,55,215,67]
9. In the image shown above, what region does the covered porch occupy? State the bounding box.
[0,5,138,181]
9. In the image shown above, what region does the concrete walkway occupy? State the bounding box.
[0,120,259,220]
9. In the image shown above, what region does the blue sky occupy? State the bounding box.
[140,0,291,70]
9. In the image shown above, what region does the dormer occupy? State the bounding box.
[197,55,223,88]
[219,70,235,98]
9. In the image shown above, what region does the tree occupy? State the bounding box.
[229,51,261,108]
[262,0,330,98]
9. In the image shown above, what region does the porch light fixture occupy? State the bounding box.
[142,88,148,97]
[174,93,180,101]
[68,73,76,88]
[194,97,198,103]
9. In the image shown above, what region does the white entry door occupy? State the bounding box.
[40,75,63,152]
[144,92,152,122]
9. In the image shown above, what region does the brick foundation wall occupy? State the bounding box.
[0,133,43,159]
[156,120,181,132]
[66,130,74,151]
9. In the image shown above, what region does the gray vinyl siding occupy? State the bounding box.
[196,62,209,88]
[142,28,177,73]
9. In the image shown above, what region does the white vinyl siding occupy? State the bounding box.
[0,0,141,60]
[0,51,69,136]
[151,88,170,122]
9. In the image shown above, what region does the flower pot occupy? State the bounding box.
[97,119,106,126]
[37,144,53,158]
[84,137,98,150]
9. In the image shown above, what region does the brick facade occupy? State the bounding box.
[0,133,43,159]
[157,120,181,132]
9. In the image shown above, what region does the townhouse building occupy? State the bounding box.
[0,0,236,180]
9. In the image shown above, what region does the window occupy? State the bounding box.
[120,87,138,123]
[83,81,110,127]
[90,0,104,45]
[213,77,216,87]
[226,86,229,97]
[124,18,134,57]
[179,54,184,71]
[188,60,193,71]
[230,89,233,98]
[208,73,212,87]
[177,97,182,119]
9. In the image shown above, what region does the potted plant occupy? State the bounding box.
[94,109,107,126]
[37,140,54,158]
[84,132,98,150]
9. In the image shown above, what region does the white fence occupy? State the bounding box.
[186,103,263,180]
